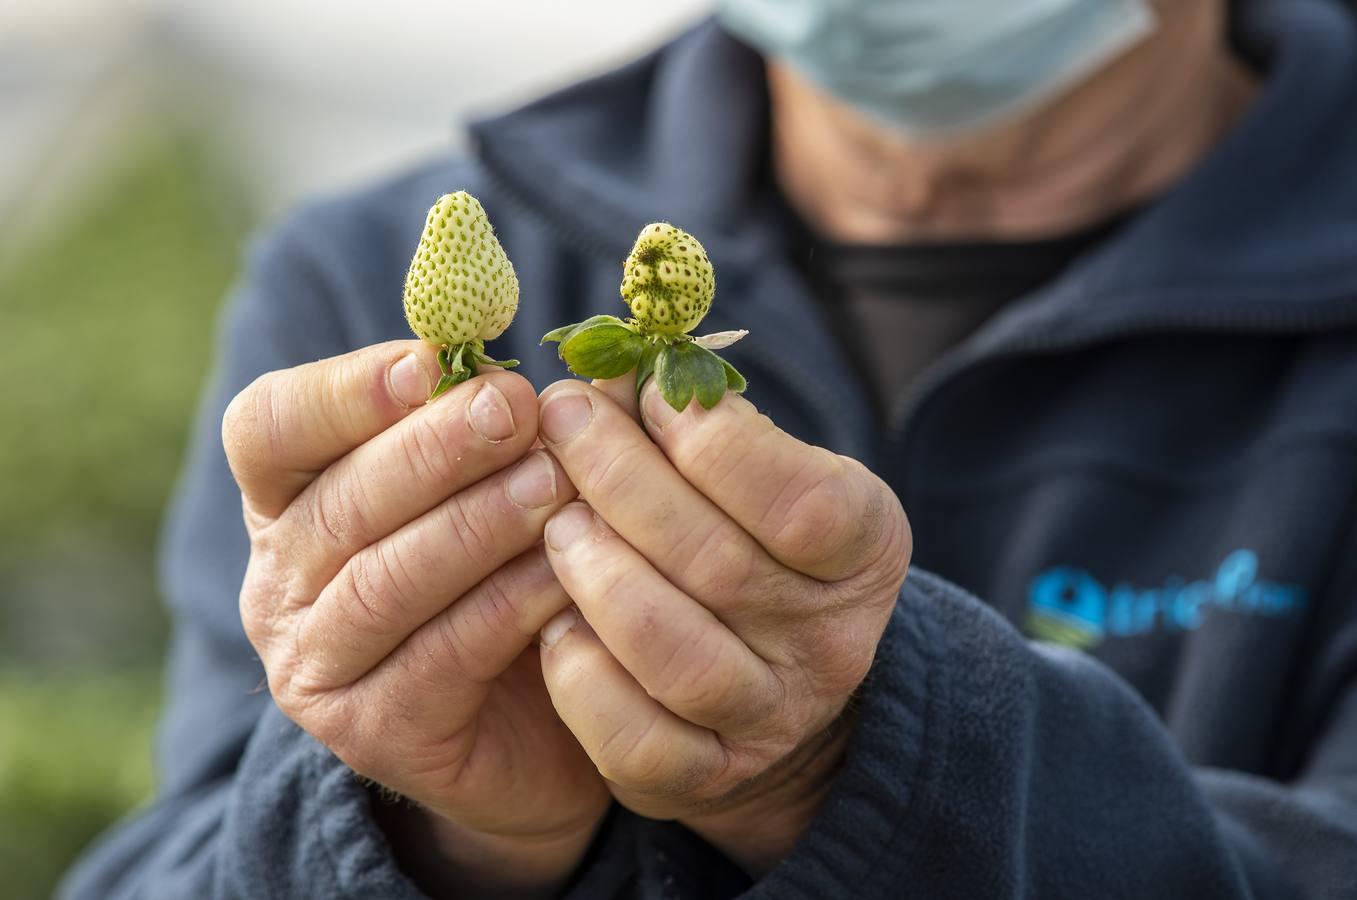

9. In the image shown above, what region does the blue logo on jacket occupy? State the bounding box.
[1026,549,1306,649]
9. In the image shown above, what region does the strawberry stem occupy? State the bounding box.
[429,340,518,401]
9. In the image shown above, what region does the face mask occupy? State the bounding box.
[716,0,1157,138]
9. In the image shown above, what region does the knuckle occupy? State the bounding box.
[329,353,380,439]
[582,442,653,512]
[238,560,281,651]
[399,415,462,488]
[403,560,549,687]
[874,491,914,586]
[753,566,803,618]
[585,547,638,613]
[258,605,377,764]
[595,714,672,792]
[646,623,750,718]
[741,669,786,727]
[269,653,323,726]
[844,473,913,594]
[310,473,371,549]
[238,534,310,652]
[274,662,366,764]
[803,618,881,699]
[767,455,907,581]
[249,518,291,568]
[822,638,876,697]
[679,522,760,600]
[424,609,496,684]
[671,410,774,486]
[473,567,529,642]
[439,494,501,568]
[767,455,857,567]
[337,545,412,639]
[270,669,308,723]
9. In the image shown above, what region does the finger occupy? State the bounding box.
[274,546,572,790]
[537,607,727,814]
[543,502,781,732]
[349,545,573,744]
[289,450,575,687]
[639,380,909,582]
[261,370,539,585]
[536,382,778,614]
[223,340,441,520]
[589,370,640,422]
[398,544,571,687]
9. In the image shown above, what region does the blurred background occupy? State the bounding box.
[0,1,707,895]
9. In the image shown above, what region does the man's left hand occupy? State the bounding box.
[534,377,911,875]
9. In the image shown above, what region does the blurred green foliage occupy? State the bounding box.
[0,131,244,585]
[0,671,160,900]
[0,126,253,898]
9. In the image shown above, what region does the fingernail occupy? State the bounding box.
[468,383,516,442]
[539,392,593,444]
[642,382,678,430]
[507,451,557,509]
[388,354,431,408]
[545,503,595,551]
[540,606,577,648]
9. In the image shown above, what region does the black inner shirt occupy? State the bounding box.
[785,212,1133,414]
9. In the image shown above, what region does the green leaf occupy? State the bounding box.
[655,344,695,412]
[560,322,644,379]
[540,315,628,349]
[654,341,727,412]
[685,343,729,410]
[720,357,747,393]
[430,343,475,400]
[634,342,661,398]
[654,343,732,412]
[540,323,578,345]
[429,373,461,400]
[472,348,520,369]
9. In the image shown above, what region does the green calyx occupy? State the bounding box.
[542,221,747,412]
[541,315,746,413]
[430,340,520,401]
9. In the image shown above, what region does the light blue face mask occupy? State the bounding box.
[716,0,1157,138]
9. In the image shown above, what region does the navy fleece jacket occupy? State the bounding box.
[62,1,1357,897]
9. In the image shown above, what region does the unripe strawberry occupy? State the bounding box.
[404,192,519,346]
[402,191,522,400]
[620,222,714,336]
[543,220,745,412]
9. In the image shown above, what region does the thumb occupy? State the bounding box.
[589,370,641,424]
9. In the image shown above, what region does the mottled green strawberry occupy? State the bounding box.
[542,221,746,413]
[620,223,714,336]
[403,192,520,399]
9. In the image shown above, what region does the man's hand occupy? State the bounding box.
[222,342,609,897]
[534,377,911,875]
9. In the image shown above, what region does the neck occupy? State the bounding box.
[769,3,1258,244]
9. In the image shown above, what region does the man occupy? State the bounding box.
[63,0,1357,897]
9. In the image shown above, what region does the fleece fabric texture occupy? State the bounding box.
[62,0,1357,897]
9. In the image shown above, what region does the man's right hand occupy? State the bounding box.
[222,341,608,897]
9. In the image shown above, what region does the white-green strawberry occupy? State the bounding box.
[542,221,746,413]
[620,223,714,336]
[403,191,520,398]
